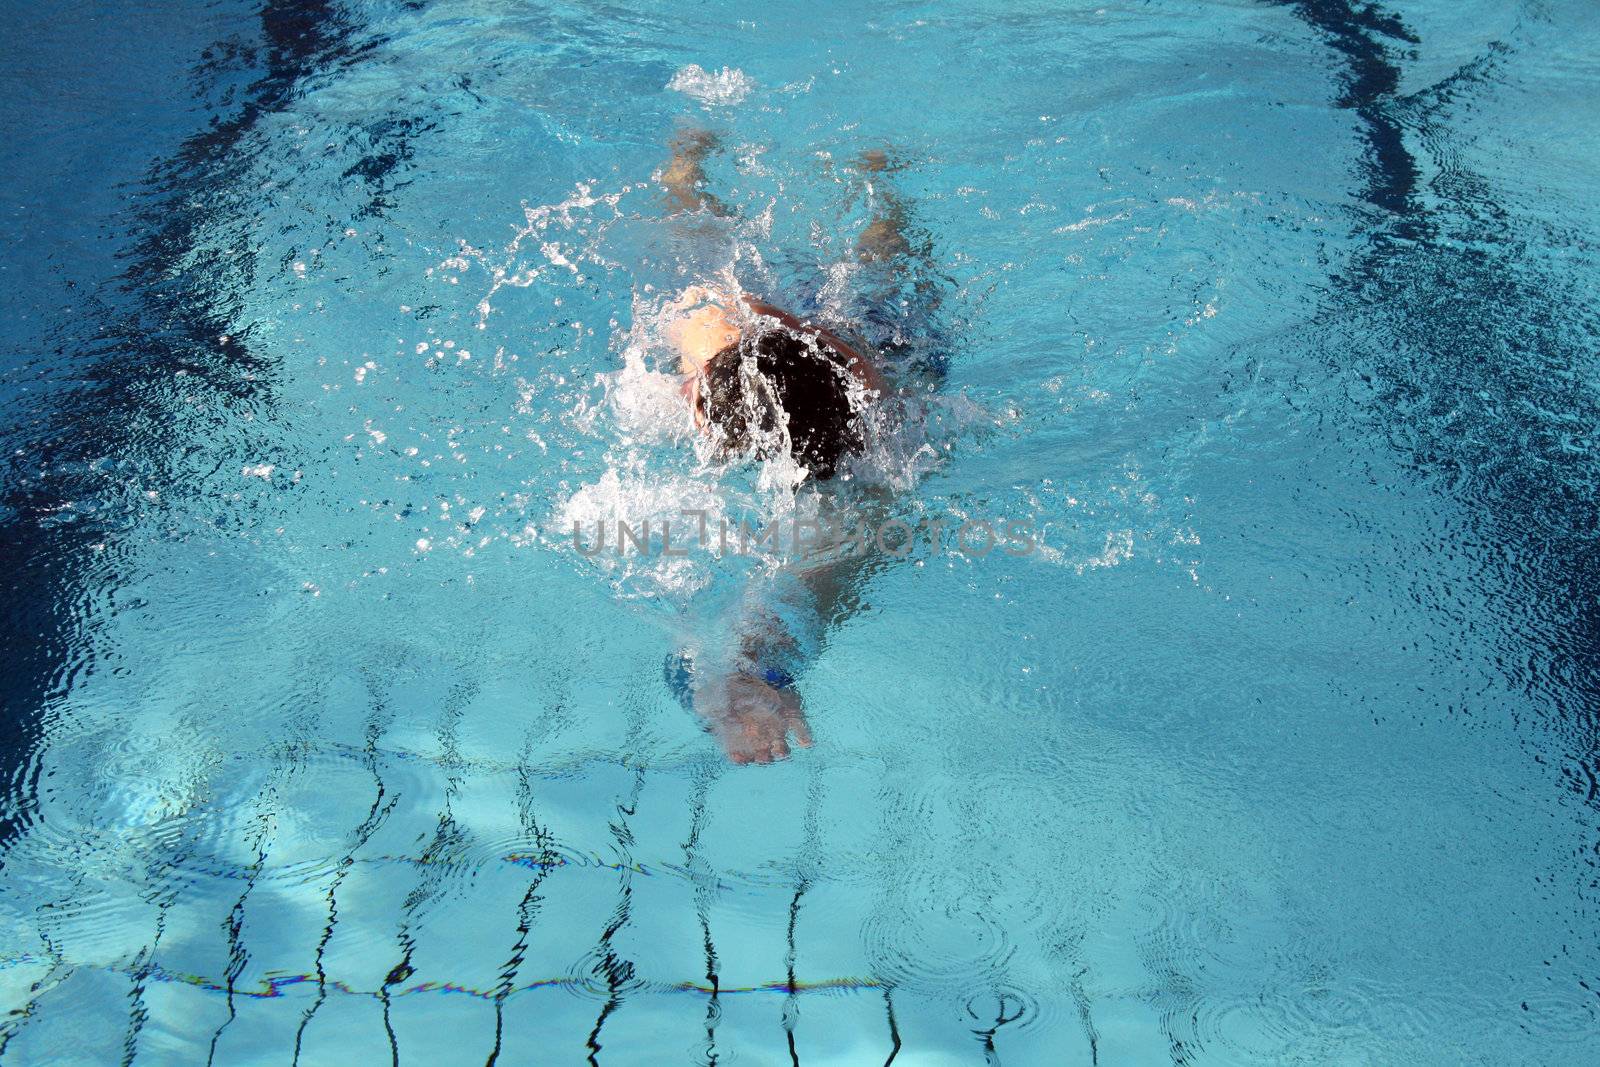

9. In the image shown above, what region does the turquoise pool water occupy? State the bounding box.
[2,1,1598,1063]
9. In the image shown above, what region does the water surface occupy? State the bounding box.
[2,1,1598,1063]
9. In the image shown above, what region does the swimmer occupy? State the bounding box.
[664,284,885,478]
[657,131,936,763]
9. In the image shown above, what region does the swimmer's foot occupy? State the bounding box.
[662,127,730,215]
[857,216,912,262]
[669,126,719,166]
[856,148,895,174]
[846,145,918,262]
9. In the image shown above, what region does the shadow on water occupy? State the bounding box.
[1269,1,1600,789]
[0,1,425,1060]
[0,1,397,856]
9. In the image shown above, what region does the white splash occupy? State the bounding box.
[1077,528,1134,574]
[599,346,695,445]
[556,468,727,598]
[667,64,755,107]
[448,181,630,327]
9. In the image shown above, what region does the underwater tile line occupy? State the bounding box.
[0,953,885,1003]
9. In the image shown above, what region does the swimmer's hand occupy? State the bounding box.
[694,672,813,765]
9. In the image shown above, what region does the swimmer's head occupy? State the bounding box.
[697,328,864,480]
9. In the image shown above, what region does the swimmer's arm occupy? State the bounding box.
[691,604,813,764]
[690,564,837,765]
[691,669,811,765]
[696,529,879,764]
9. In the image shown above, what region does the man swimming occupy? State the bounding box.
[665,284,885,477]
[656,131,933,763]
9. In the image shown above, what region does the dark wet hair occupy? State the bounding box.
[698,327,865,480]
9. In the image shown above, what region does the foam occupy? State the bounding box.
[666,64,755,107]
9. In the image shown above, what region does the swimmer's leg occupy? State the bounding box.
[843,147,952,382]
[852,149,915,263]
[660,126,732,217]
